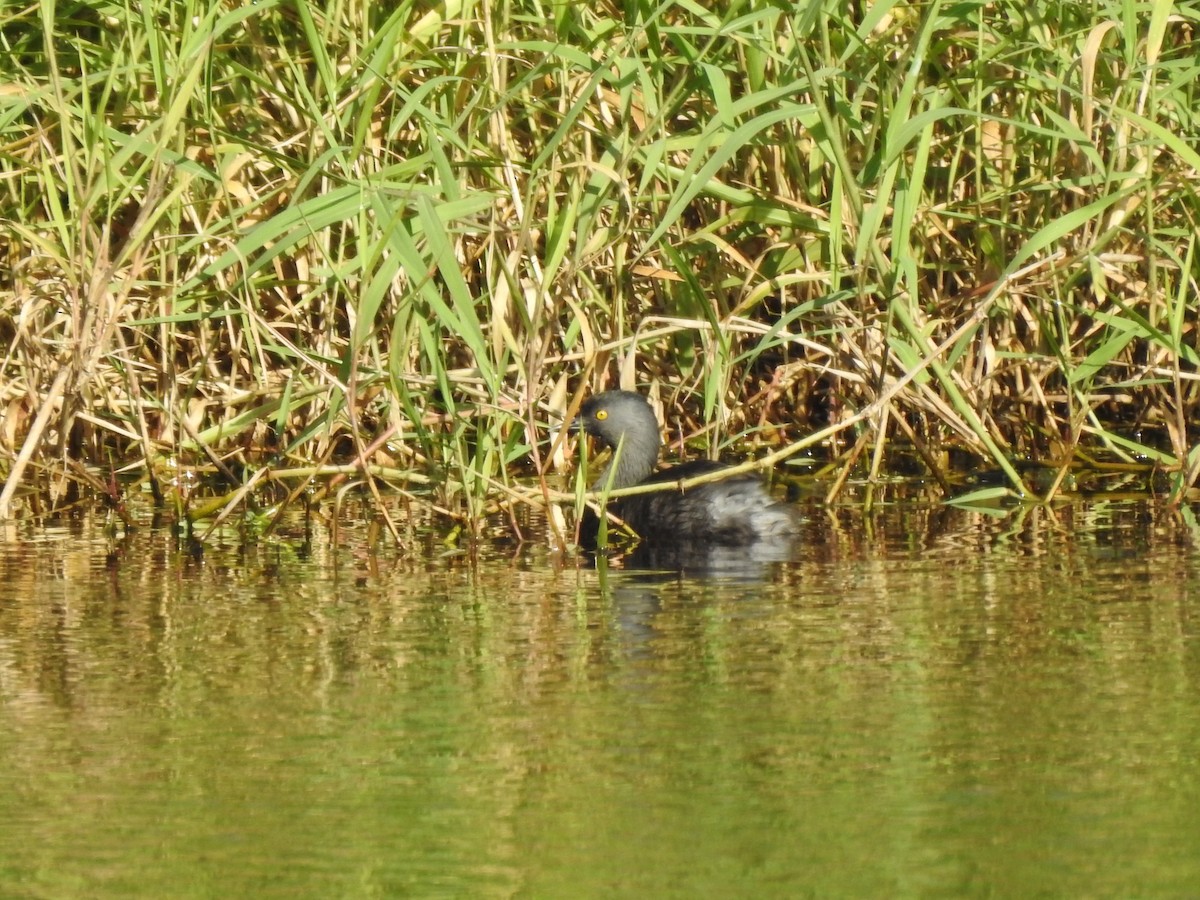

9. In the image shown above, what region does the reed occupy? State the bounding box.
[1,0,1196,530]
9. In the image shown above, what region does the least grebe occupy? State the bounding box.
[570,390,798,547]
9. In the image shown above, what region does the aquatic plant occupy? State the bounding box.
[1,0,1197,532]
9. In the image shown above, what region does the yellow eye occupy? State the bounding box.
[594,409,608,421]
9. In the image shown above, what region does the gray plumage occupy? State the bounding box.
[571,390,799,548]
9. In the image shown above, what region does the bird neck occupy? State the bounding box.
[592,433,659,491]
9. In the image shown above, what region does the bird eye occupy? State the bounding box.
[595,410,608,421]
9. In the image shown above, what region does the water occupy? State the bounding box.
[1,501,1199,897]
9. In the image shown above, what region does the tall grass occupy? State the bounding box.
[1,0,1197,530]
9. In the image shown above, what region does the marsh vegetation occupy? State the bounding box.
[2,0,1197,538]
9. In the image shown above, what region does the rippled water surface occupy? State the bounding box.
[2,500,1199,897]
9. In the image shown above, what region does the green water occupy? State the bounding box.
[1,501,1199,897]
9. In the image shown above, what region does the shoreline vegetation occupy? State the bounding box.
[1,1,1198,541]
